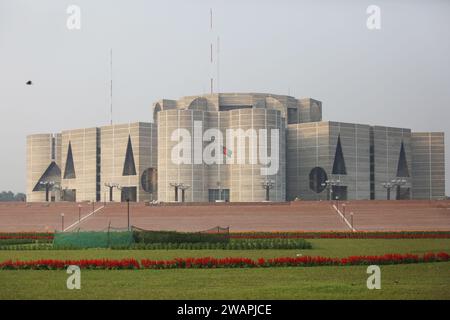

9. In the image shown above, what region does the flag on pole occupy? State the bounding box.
[223,146,232,158]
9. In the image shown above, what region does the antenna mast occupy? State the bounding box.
[210,8,213,94]
[110,48,113,125]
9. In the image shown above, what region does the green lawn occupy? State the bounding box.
[1,263,449,299]
[0,239,449,299]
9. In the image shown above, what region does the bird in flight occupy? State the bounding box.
[26,80,33,85]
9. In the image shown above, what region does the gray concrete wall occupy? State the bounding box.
[286,121,370,201]
[411,132,445,199]
[372,126,412,200]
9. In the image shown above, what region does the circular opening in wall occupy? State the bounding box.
[309,167,328,193]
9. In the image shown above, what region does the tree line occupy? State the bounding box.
[0,191,26,202]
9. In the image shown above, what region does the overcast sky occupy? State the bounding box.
[0,0,449,193]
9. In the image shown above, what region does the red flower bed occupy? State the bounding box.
[140,252,450,269]
[229,231,450,239]
[0,233,54,240]
[0,258,139,270]
[1,253,448,270]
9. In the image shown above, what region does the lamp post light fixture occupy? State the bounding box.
[39,181,56,202]
[381,181,393,200]
[392,178,407,200]
[321,178,341,201]
[261,179,275,201]
[170,183,181,202]
[178,184,191,203]
[382,178,407,200]
[104,182,120,202]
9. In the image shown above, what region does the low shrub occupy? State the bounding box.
[112,238,312,250]
[132,230,229,244]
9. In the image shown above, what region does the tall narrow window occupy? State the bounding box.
[332,134,347,175]
[396,141,410,177]
[122,135,137,176]
[63,142,76,179]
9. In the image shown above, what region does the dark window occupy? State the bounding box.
[332,135,347,175]
[63,142,76,179]
[121,187,137,202]
[369,128,375,200]
[332,186,348,200]
[51,137,56,160]
[208,189,230,202]
[141,168,157,193]
[62,189,76,202]
[396,186,411,200]
[396,141,410,177]
[287,108,298,124]
[32,162,61,191]
[309,167,328,193]
[219,105,252,112]
[122,135,137,176]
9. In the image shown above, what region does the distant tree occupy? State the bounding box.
[0,191,26,202]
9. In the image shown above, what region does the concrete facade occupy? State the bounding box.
[26,92,446,202]
[26,133,62,202]
[287,122,371,201]
[411,132,446,199]
[372,126,412,200]
[61,128,99,202]
[100,122,157,203]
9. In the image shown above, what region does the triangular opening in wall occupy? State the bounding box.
[396,141,410,177]
[63,142,76,179]
[32,162,61,191]
[332,134,347,175]
[122,135,137,176]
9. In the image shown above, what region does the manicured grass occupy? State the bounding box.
[0,263,449,299]
[0,239,449,299]
[0,239,449,261]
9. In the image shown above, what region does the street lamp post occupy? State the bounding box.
[78,204,82,223]
[127,199,130,231]
[104,182,120,202]
[382,181,393,200]
[350,212,354,230]
[170,183,180,202]
[39,181,55,202]
[261,179,275,201]
[61,213,65,231]
[382,178,407,200]
[179,184,191,203]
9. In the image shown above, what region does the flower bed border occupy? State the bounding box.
[1,252,448,270]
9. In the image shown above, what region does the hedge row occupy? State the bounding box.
[113,239,312,250]
[132,230,229,244]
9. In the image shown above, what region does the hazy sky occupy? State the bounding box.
[0,0,449,193]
